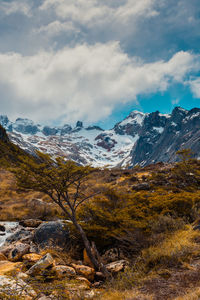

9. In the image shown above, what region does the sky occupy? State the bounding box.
[0,0,200,128]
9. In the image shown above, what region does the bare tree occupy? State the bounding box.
[12,151,109,276]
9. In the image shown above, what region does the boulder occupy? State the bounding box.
[26,253,54,276]
[19,219,43,228]
[71,264,95,281]
[33,221,70,249]
[105,260,128,274]
[52,265,76,279]
[22,253,42,263]
[8,243,30,262]
[0,261,23,275]
[0,275,36,299]
[0,253,7,261]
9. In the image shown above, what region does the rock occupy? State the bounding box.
[19,219,43,228]
[26,253,54,276]
[22,253,42,263]
[105,260,128,274]
[71,264,95,281]
[38,295,52,300]
[0,261,23,275]
[8,243,30,262]
[16,271,29,280]
[0,225,5,232]
[0,275,36,299]
[102,248,122,263]
[0,253,7,261]
[6,228,32,244]
[84,289,101,299]
[33,221,70,249]
[52,265,76,279]
[0,245,14,257]
[76,276,92,288]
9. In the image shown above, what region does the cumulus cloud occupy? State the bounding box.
[0,0,32,16]
[38,0,158,38]
[0,42,198,124]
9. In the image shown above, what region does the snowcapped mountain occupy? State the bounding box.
[0,107,199,168]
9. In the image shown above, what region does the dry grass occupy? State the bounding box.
[175,287,200,300]
[141,226,200,270]
[0,169,61,221]
[98,289,153,300]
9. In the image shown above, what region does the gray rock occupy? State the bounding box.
[33,221,70,249]
[26,253,54,276]
[0,275,37,298]
[105,260,128,274]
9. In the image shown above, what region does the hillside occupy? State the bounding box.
[0,125,200,299]
[0,151,200,298]
[0,106,200,168]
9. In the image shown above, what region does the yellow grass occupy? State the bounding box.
[141,226,200,269]
[0,169,59,220]
[98,289,153,300]
[175,287,200,300]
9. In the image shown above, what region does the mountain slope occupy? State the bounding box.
[0,124,29,166]
[0,107,199,167]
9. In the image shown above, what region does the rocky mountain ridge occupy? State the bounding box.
[0,107,199,167]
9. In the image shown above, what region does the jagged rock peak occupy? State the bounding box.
[0,115,9,127]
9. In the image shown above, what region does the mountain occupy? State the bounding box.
[0,107,199,168]
[0,123,29,165]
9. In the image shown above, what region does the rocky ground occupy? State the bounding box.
[0,220,128,299]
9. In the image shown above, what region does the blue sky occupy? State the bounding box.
[0,0,200,128]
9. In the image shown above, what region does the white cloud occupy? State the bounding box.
[0,43,198,124]
[39,0,158,36]
[0,0,32,16]
[35,20,80,38]
[189,77,200,98]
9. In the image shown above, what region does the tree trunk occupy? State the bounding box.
[72,217,110,277]
[72,218,99,270]
[55,200,110,277]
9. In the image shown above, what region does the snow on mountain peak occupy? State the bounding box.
[0,106,199,168]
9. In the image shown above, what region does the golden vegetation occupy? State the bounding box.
[0,144,200,299]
